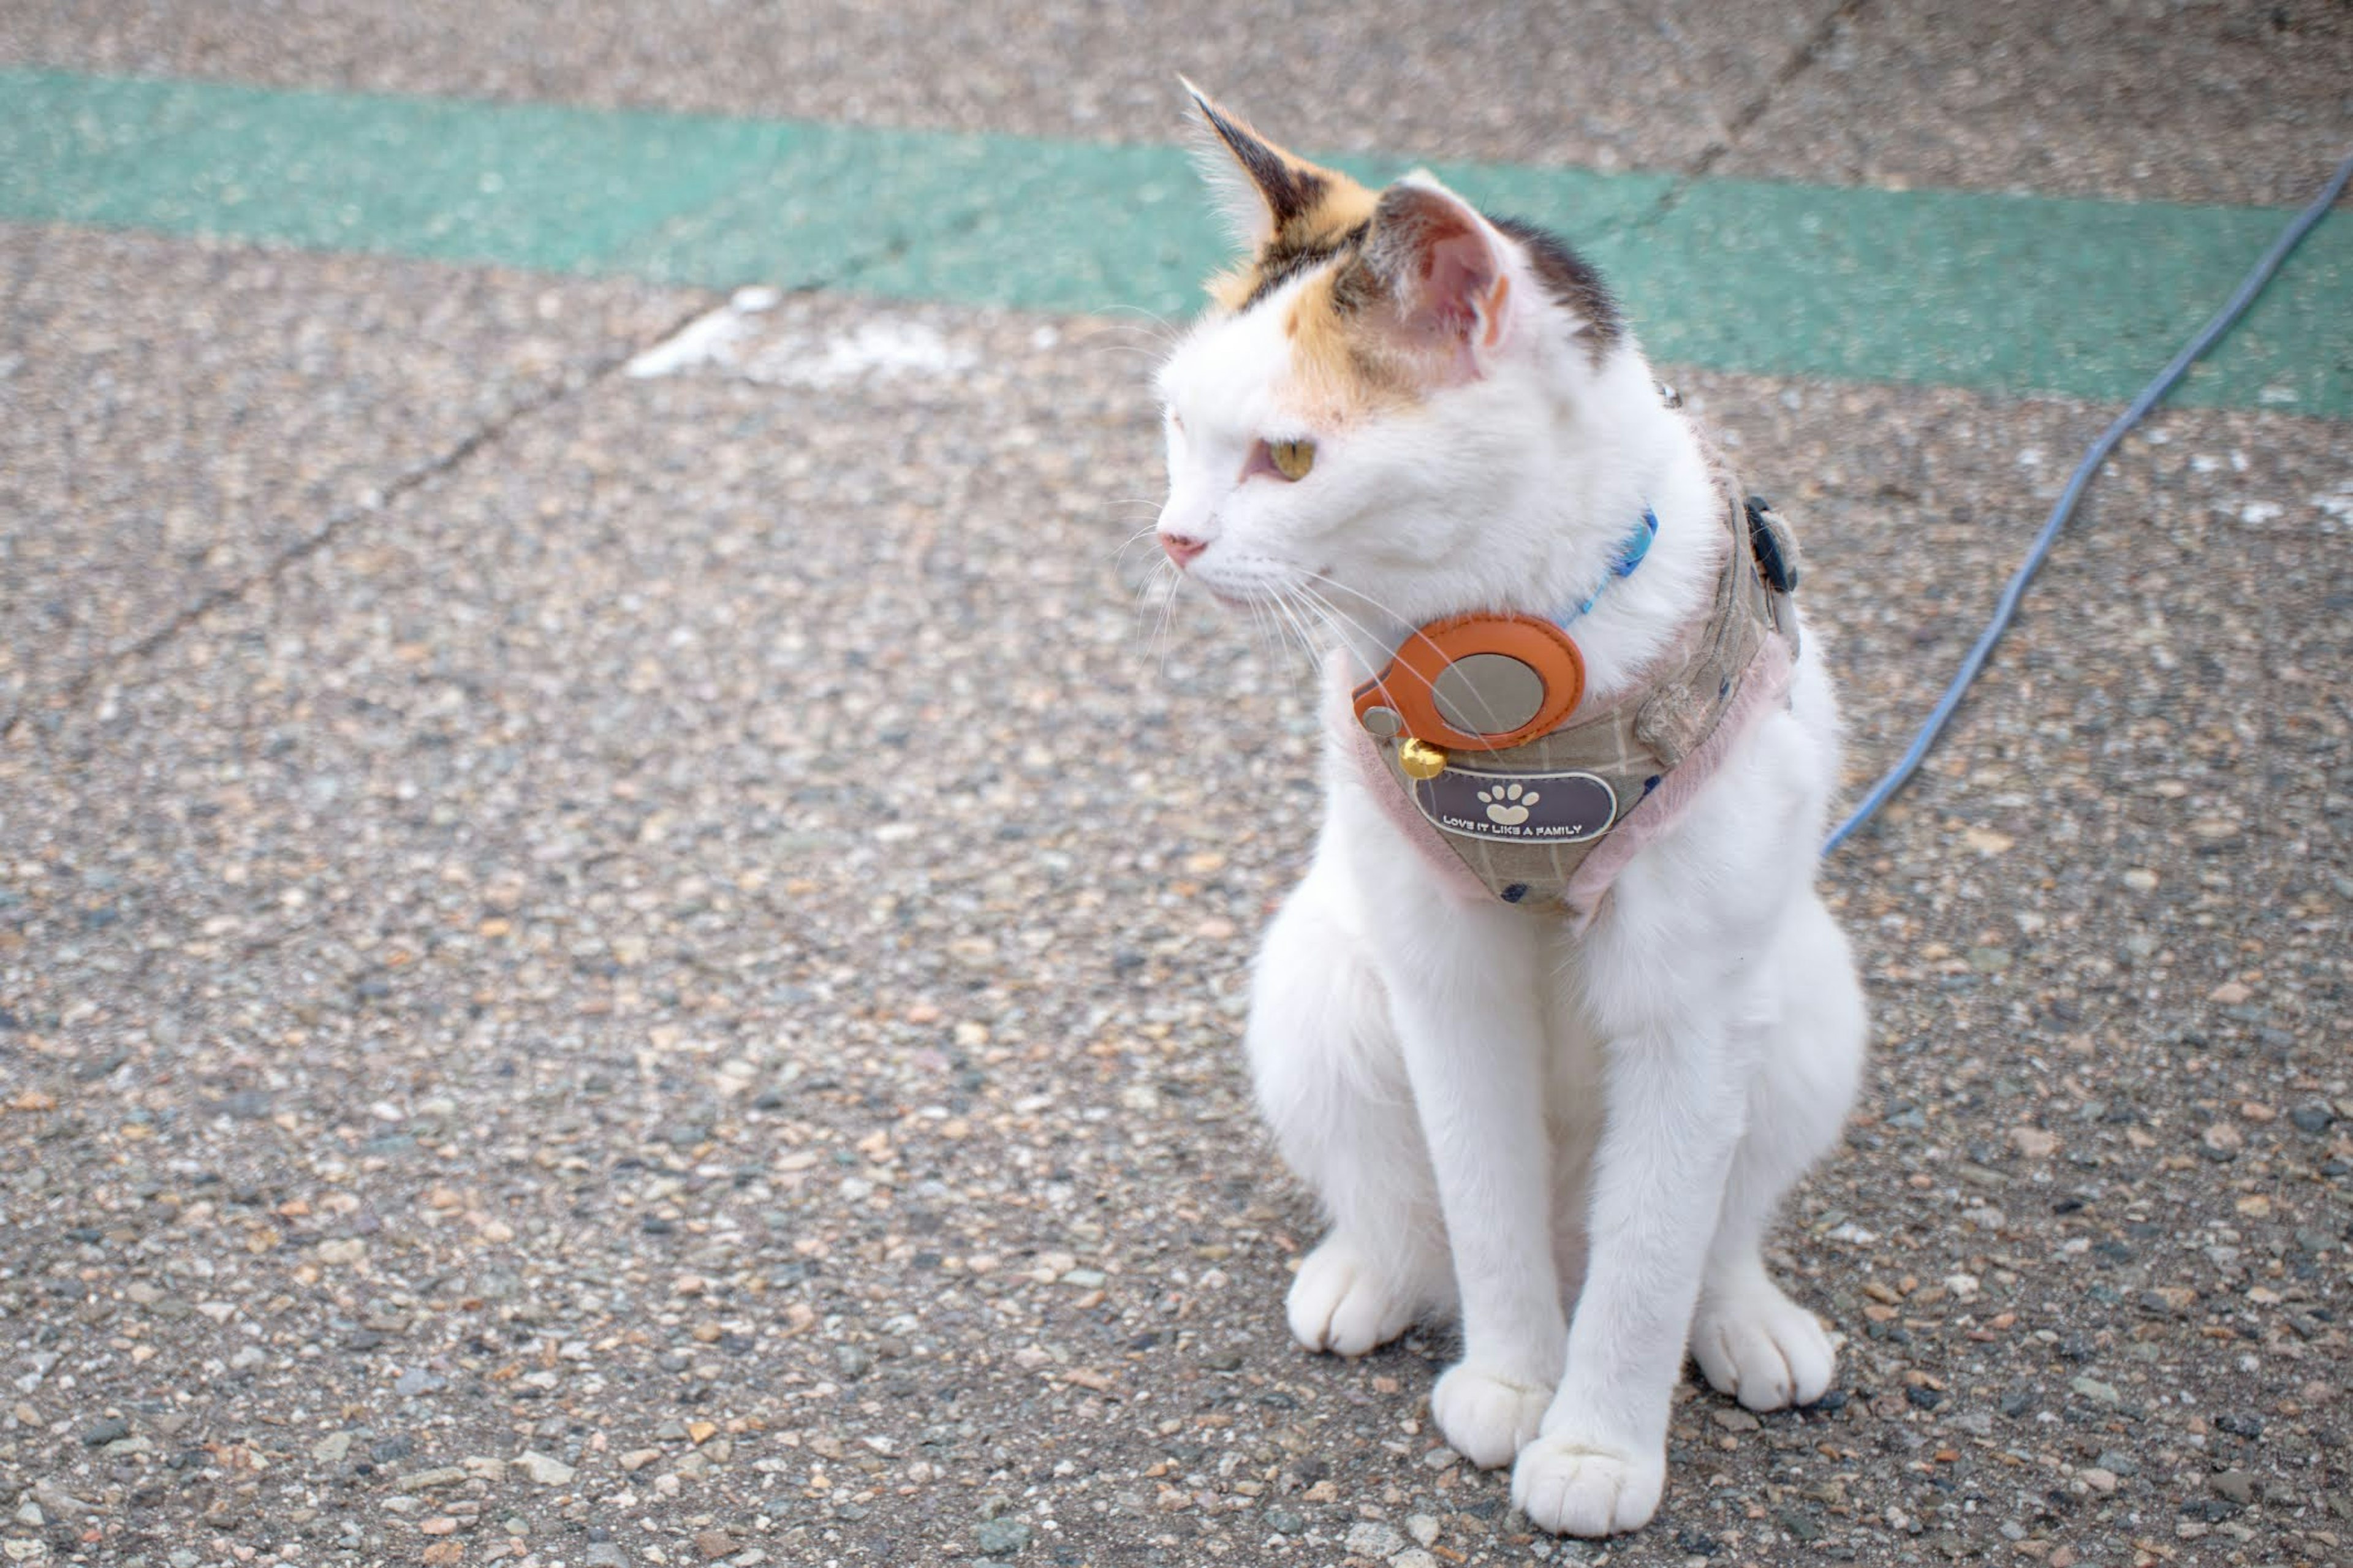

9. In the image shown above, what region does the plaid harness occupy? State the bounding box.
[1335,452,1804,928]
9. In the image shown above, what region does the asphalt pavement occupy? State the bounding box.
[2,6,2349,1567]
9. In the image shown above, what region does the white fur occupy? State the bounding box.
[1155,183,1866,1538]
[1179,77,1288,251]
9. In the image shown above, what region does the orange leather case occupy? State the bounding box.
[1351,613,1586,751]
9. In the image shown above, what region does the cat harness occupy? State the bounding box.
[1333,447,1805,930]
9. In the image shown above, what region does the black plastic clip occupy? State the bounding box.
[1745,496,1800,595]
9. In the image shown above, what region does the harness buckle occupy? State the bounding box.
[1744,496,1803,653]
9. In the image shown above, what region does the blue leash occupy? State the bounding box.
[1824,145,2353,855]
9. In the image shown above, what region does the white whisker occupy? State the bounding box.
[1302,576,1516,735]
[1108,524,1164,567]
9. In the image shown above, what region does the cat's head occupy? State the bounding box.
[1155,84,1643,637]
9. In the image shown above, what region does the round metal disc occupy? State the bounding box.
[1431,653,1545,737]
[1359,705,1402,738]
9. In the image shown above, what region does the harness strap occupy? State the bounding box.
[1337,443,1802,928]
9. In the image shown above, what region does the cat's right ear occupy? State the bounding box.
[1360,175,1515,373]
[1180,78,1327,249]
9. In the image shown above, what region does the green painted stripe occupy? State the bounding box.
[2,67,2345,415]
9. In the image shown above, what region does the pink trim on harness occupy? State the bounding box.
[1330,635,1794,930]
[1316,445,1805,933]
[1556,631,1794,924]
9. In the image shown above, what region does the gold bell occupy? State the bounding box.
[1397,738,1450,781]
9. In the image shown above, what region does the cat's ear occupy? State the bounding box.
[1362,175,1514,366]
[1180,78,1328,249]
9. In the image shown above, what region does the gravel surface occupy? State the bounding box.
[2,280,2348,1566]
[0,225,705,729]
[1719,0,2353,206]
[0,1,1826,178]
[8,1,2350,203]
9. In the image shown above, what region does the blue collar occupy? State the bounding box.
[1558,506,1659,623]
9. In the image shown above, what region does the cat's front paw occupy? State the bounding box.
[1428,1363,1551,1469]
[1511,1436,1666,1537]
[1690,1283,1836,1412]
[1286,1239,1417,1357]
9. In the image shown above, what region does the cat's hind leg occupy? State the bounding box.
[1689,892,1865,1411]
[1246,855,1453,1358]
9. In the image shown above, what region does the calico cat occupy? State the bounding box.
[1152,86,1866,1538]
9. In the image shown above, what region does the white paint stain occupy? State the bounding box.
[623,286,782,379]
[624,289,976,388]
[2308,484,2352,533]
[745,320,977,388]
[623,307,750,379]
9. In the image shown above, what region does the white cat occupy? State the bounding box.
[1153,87,1866,1538]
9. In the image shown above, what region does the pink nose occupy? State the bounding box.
[1161,532,1207,567]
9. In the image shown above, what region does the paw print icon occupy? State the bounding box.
[1477,782,1540,827]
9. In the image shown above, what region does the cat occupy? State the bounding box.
[1151,85,1867,1539]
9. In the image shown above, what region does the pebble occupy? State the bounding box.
[1346,1521,1407,1557]
[2210,1469,2256,1506]
[1406,1513,1439,1547]
[396,1466,469,1493]
[79,1415,129,1447]
[973,1518,1031,1555]
[2007,1126,2059,1159]
[513,1452,575,1486]
[694,1530,739,1559]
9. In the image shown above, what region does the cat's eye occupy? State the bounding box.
[1267,438,1316,481]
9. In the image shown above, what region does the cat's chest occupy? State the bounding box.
[1533,977,1610,1135]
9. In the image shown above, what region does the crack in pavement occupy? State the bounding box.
[1642,0,1872,225]
[2,183,1002,744]
[0,292,721,744]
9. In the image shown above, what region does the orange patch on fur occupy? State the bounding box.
[1282,268,1417,422]
[1481,275,1511,349]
